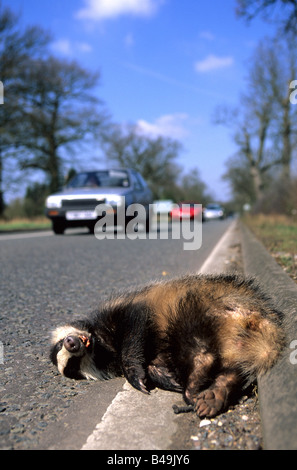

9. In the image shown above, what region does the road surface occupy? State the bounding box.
[0,219,233,450]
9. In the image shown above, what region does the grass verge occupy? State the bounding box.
[0,217,51,232]
[243,214,297,283]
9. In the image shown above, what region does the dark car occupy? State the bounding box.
[45,169,153,234]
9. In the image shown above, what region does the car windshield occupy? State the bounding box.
[206,204,222,210]
[66,170,130,189]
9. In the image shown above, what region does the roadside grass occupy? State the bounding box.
[0,217,51,232]
[243,214,297,282]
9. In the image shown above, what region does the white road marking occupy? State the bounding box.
[0,231,53,241]
[199,220,237,274]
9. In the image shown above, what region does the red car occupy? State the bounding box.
[170,202,202,220]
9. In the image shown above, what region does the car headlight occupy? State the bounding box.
[105,195,125,206]
[46,196,62,208]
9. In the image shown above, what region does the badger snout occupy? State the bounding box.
[64,336,81,353]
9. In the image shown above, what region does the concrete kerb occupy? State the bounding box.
[240,222,297,450]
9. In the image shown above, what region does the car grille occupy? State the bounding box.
[62,199,105,208]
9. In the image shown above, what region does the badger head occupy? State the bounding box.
[49,325,119,381]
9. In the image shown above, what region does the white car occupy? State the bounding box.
[45,169,153,234]
[203,204,225,221]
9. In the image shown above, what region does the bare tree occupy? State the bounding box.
[216,37,297,211]
[0,2,49,214]
[215,100,278,205]
[255,39,297,178]
[102,124,183,199]
[177,168,212,204]
[236,0,297,33]
[16,56,109,193]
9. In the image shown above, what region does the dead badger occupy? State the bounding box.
[50,274,284,418]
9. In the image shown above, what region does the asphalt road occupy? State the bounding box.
[0,219,233,450]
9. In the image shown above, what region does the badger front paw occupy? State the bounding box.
[124,364,149,394]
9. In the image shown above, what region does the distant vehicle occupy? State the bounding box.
[203,203,225,221]
[170,202,202,220]
[153,200,174,215]
[45,169,153,234]
[153,200,174,221]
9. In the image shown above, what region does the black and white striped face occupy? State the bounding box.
[50,326,100,380]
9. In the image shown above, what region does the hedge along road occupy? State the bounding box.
[0,219,233,450]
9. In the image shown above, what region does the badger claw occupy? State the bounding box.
[128,375,149,394]
[124,364,149,394]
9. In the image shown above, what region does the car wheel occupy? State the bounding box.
[88,223,96,234]
[52,220,65,235]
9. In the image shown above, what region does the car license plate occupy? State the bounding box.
[66,211,97,220]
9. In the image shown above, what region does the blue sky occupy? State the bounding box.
[4,0,275,201]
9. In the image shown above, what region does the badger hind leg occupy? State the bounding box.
[220,311,285,380]
[184,349,217,406]
[194,370,241,418]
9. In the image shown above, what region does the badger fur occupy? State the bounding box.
[50,274,284,418]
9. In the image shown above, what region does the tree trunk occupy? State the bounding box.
[250,163,264,203]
